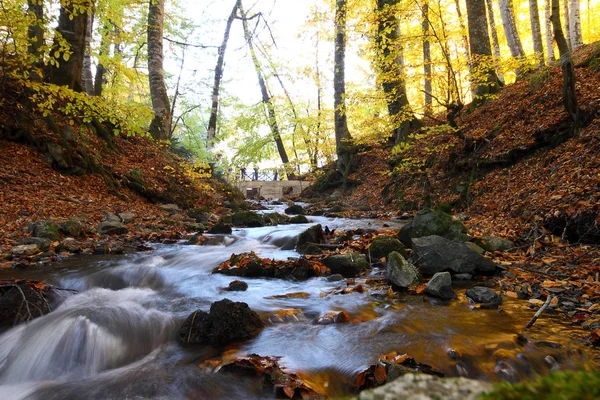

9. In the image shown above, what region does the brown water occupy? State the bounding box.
[0,205,595,399]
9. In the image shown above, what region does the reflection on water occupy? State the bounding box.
[0,205,595,399]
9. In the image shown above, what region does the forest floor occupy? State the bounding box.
[301,42,600,341]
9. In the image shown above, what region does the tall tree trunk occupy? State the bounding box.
[334,0,353,177]
[485,0,504,81]
[27,0,44,81]
[498,0,525,65]
[551,0,579,131]
[529,0,545,66]
[207,0,240,149]
[422,1,432,115]
[376,0,419,144]
[46,1,91,92]
[545,0,556,62]
[563,0,571,49]
[93,24,109,96]
[82,11,95,95]
[453,0,473,80]
[465,0,501,100]
[568,0,583,49]
[238,2,294,178]
[147,0,172,141]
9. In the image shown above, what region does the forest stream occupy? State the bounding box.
[0,203,596,399]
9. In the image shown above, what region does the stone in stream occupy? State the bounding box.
[368,236,406,260]
[397,209,468,248]
[425,272,456,300]
[0,281,51,328]
[208,223,232,234]
[411,235,497,276]
[289,215,310,224]
[231,211,265,227]
[296,224,325,253]
[465,286,502,306]
[227,280,248,291]
[386,252,420,289]
[284,204,305,215]
[323,253,369,277]
[178,299,264,345]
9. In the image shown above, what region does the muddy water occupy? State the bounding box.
[0,205,595,399]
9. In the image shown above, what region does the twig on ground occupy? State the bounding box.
[523,294,555,330]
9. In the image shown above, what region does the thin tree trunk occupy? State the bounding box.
[568,0,583,49]
[334,0,353,177]
[422,1,432,115]
[498,0,525,65]
[453,0,473,78]
[551,0,579,131]
[207,0,239,149]
[94,24,109,96]
[465,0,501,100]
[238,2,294,178]
[376,0,419,143]
[545,0,556,62]
[27,0,44,81]
[46,1,91,91]
[147,0,172,140]
[82,11,95,95]
[485,0,504,81]
[563,0,571,49]
[529,0,545,67]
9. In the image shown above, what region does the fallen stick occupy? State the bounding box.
[523,295,555,330]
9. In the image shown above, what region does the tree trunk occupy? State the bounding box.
[27,0,44,81]
[568,0,583,49]
[563,0,571,49]
[147,0,172,141]
[465,0,501,100]
[498,0,525,62]
[422,1,432,115]
[529,0,545,66]
[238,2,294,178]
[93,24,109,97]
[376,0,419,143]
[207,0,239,149]
[46,1,91,92]
[551,0,579,131]
[334,0,353,176]
[545,0,556,62]
[485,0,504,81]
[453,0,473,80]
[82,11,95,95]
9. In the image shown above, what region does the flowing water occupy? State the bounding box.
[0,204,595,399]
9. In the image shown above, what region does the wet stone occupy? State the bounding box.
[227,280,248,291]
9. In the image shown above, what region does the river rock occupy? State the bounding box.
[464,241,485,255]
[177,299,264,345]
[0,281,51,327]
[11,244,40,256]
[17,237,52,252]
[397,209,468,247]
[97,220,128,235]
[285,204,305,215]
[369,236,406,260]
[425,272,456,300]
[55,238,81,254]
[59,219,85,238]
[296,224,325,253]
[323,253,369,277]
[231,211,265,227]
[480,236,514,252]
[289,215,310,224]
[208,223,232,234]
[465,286,502,305]
[411,235,497,276]
[227,280,248,291]
[357,373,491,400]
[387,252,420,289]
[32,221,61,241]
[118,211,136,224]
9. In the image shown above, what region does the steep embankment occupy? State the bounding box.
[0,74,235,268]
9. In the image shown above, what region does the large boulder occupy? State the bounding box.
[323,253,369,277]
[425,272,456,300]
[397,209,467,247]
[97,220,128,235]
[11,244,40,256]
[285,204,305,215]
[59,220,85,238]
[369,236,406,260]
[208,223,233,234]
[17,237,52,252]
[32,221,61,241]
[465,286,502,305]
[296,224,325,253]
[231,211,265,228]
[387,252,420,289]
[411,236,497,276]
[177,299,264,345]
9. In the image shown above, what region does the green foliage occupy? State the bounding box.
[391,124,457,174]
[481,370,600,400]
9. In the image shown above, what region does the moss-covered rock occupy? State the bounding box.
[296,224,325,253]
[32,221,61,241]
[397,209,467,248]
[387,251,420,289]
[231,211,265,227]
[368,236,406,260]
[289,215,309,224]
[323,253,369,277]
[285,204,305,215]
